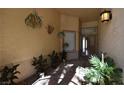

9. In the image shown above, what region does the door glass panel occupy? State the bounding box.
[82,36,88,56]
[64,31,75,52]
[82,37,86,52]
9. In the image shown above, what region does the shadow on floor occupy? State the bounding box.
[19,58,89,85]
[37,58,89,85]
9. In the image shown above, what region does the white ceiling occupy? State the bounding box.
[56,8,100,22]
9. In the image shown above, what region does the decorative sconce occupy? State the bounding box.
[25,10,42,28]
[47,24,54,34]
[100,10,112,22]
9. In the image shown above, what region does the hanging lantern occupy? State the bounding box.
[100,10,112,22]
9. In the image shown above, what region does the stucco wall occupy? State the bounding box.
[0,8,60,82]
[98,9,124,76]
[82,21,98,28]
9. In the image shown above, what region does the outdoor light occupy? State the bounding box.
[100,10,112,22]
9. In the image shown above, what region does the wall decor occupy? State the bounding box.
[25,10,42,28]
[47,24,54,34]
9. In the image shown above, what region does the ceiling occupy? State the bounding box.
[56,8,100,22]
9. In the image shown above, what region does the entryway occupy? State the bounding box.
[80,27,98,57]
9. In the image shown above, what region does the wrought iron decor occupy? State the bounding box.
[25,11,42,28]
[47,24,54,34]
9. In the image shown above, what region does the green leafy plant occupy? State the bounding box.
[105,57,115,67]
[0,64,20,85]
[58,32,69,62]
[58,32,65,38]
[32,54,48,74]
[48,50,60,68]
[83,56,123,85]
[105,56,123,84]
[59,50,67,63]
[59,42,69,62]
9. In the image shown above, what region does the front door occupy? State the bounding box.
[64,31,78,60]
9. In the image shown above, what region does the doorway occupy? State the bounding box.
[63,31,78,60]
[80,27,97,57]
[81,36,88,56]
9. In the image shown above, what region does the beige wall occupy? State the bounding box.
[0,9,60,82]
[60,14,79,51]
[98,9,124,75]
[82,21,98,28]
[0,9,4,64]
[61,14,79,31]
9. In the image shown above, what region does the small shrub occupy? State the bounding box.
[0,64,20,85]
[83,56,123,85]
[32,54,48,75]
[48,50,60,68]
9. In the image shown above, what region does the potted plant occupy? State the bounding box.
[58,31,65,38]
[32,54,48,75]
[82,54,123,85]
[48,50,60,68]
[60,42,69,62]
[0,64,20,85]
[58,31,69,62]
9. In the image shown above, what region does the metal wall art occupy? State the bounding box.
[25,11,42,28]
[47,24,54,34]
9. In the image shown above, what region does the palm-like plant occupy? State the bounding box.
[83,56,123,85]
